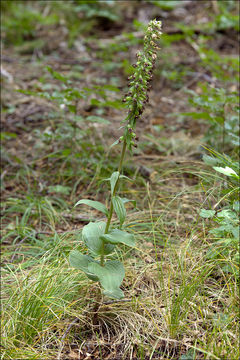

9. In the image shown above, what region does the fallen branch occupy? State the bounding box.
[61,212,104,222]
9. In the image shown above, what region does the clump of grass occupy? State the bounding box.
[1,256,89,360]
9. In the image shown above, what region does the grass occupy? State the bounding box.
[3,129,239,360]
[2,125,239,359]
[2,175,239,359]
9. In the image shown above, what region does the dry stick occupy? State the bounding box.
[10,236,29,262]
[102,298,132,305]
[57,317,80,360]
[61,212,103,222]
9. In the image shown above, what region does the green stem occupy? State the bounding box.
[105,139,127,233]
[117,139,127,173]
[100,139,127,266]
[105,202,114,235]
[100,245,105,266]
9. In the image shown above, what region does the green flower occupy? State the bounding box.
[122,19,162,149]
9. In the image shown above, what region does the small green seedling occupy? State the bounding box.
[69,20,162,299]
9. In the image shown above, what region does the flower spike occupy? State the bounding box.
[122,19,162,149]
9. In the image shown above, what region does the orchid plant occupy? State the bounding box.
[69,19,162,299]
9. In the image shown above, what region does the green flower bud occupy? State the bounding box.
[122,19,162,148]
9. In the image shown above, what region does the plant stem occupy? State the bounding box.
[118,139,127,173]
[100,243,105,266]
[105,139,127,233]
[105,203,114,235]
[100,139,127,266]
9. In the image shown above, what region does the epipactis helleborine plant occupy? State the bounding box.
[69,20,162,300]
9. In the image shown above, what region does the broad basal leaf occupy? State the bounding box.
[112,196,126,226]
[88,260,125,299]
[74,199,108,216]
[100,229,135,247]
[69,250,99,281]
[82,222,115,256]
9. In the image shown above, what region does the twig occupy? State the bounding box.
[102,299,132,305]
[62,212,104,222]
[57,317,80,360]
[10,236,29,262]
[1,170,7,181]
[175,72,213,94]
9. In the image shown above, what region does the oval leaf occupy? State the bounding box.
[199,209,216,219]
[100,229,135,247]
[88,260,125,299]
[213,166,238,178]
[82,222,115,256]
[74,199,108,216]
[110,171,120,195]
[112,196,126,226]
[69,250,99,281]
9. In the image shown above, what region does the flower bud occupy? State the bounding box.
[122,19,162,142]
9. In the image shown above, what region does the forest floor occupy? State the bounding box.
[1,1,239,359]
